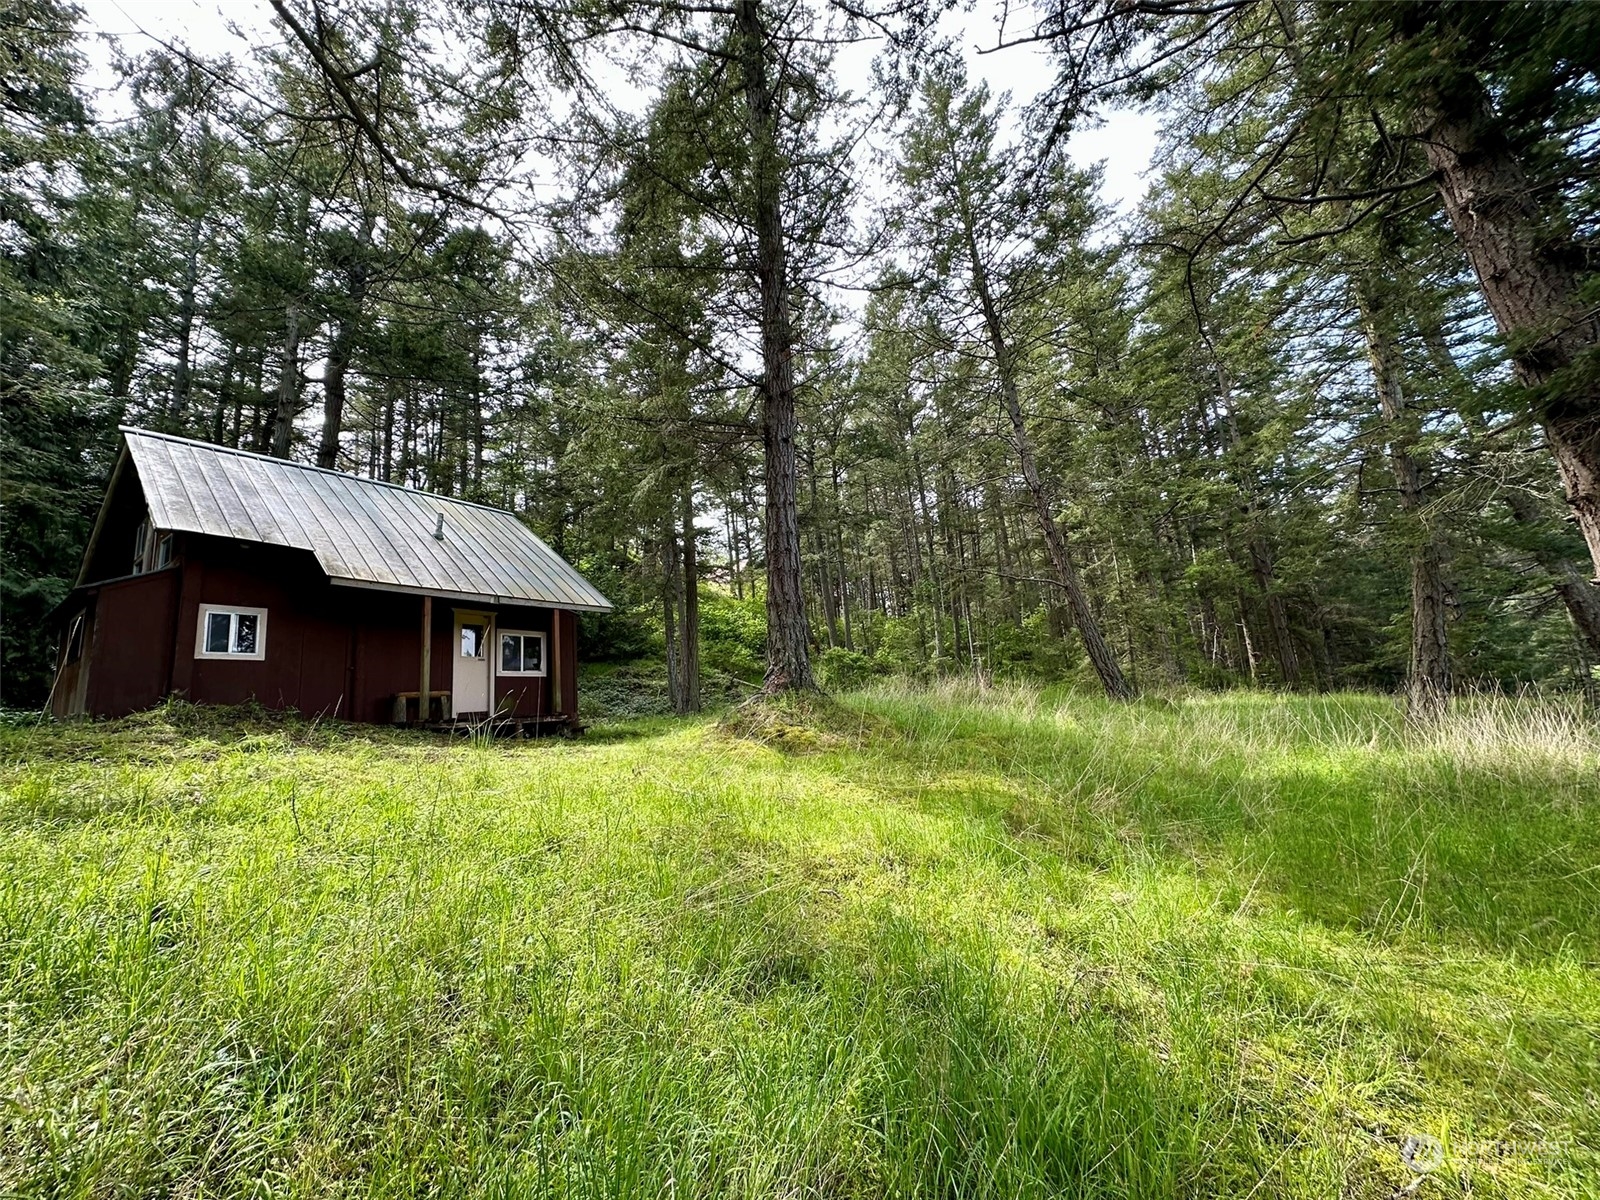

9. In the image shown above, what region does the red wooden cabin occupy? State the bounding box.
[49,428,612,730]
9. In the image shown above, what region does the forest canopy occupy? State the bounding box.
[4,0,1598,712]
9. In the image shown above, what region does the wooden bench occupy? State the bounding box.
[392,690,452,724]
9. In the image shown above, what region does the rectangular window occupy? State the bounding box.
[195,605,268,660]
[497,630,546,676]
[154,533,174,569]
[460,621,487,659]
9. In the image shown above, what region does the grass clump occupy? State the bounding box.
[716,688,896,752]
[0,686,1596,1197]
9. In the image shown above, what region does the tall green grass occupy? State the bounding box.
[0,688,1595,1197]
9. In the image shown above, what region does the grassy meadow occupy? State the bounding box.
[1,684,1597,1198]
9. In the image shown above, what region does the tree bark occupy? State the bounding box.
[1416,74,1600,582]
[1356,277,1450,717]
[1003,384,1134,700]
[1503,490,1600,662]
[317,317,356,470]
[268,303,302,460]
[170,210,203,425]
[679,478,701,713]
[950,181,1131,698]
[663,518,683,713]
[1243,536,1299,688]
[735,0,814,693]
[808,450,840,648]
[317,243,370,470]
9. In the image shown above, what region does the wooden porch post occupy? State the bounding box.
[551,609,564,714]
[419,595,432,724]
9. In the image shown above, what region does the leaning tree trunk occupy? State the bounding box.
[735,0,814,693]
[999,382,1135,700]
[950,178,1132,698]
[1357,278,1451,718]
[1416,77,1600,583]
[1420,314,1600,669]
[1502,490,1600,663]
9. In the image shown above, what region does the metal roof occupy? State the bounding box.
[119,427,613,612]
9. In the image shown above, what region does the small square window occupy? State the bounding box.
[196,605,268,660]
[496,631,546,677]
[461,622,487,659]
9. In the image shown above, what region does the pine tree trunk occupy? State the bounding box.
[663,519,683,713]
[1237,599,1260,685]
[735,0,814,693]
[808,453,840,648]
[318,246,370,470]
[1416,76,1600,582]
[1005,387,1134,700]
[1357,278,1450,717]
[830,463,854,650]
[381,378,396,482]
[170,210,203,424]
[837,530,854,651]
[269,303,302,459]
[1502,491,1600,662]
[211,347,236,445]
[317,317,355,470]
[1246,536,1300,688]
[680,479,701,713]
[952,191,1132,698]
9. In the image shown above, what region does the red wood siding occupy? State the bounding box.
[58,532,584,724]
[82,570,181,717]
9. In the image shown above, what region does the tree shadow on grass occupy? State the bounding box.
[847,710,1600,962]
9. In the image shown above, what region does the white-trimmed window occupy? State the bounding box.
[460,619,489,660]
[498,630,546,676]
[195,605,268,660]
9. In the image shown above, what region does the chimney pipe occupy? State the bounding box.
[433,512,445,540]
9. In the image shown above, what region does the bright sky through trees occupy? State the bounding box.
[80,0,1161,217]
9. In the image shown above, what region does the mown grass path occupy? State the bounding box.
[2,686,1596,1197]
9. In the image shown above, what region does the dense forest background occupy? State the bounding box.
[4,0,1598,712]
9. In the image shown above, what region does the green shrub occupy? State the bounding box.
[697,587,766,680]
[816,646,879,691]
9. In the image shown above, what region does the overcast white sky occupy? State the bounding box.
[79,0,1162,218]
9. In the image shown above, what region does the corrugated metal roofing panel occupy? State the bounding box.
[120,427,613,612]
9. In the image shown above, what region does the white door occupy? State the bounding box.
[453,612,492,714]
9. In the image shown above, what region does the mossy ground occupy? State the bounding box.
[1,685,1596,1197]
